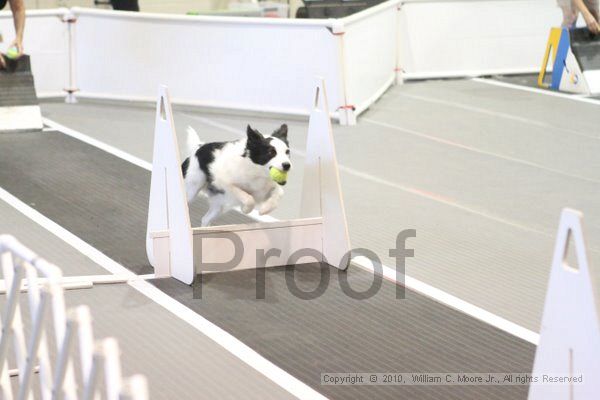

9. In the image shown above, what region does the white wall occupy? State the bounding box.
[398,0,563,79]
[341,0,399,116]
[2,1,565,123]
[72,8,343,118]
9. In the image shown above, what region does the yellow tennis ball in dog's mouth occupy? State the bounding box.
[269,167,288,185]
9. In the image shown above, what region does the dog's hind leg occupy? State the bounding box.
[201,196,224,227]
[182,154,206,203]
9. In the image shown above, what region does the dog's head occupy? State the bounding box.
[245,124,292,176]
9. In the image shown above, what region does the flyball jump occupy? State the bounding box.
[529,208,600,399]
[538,27,600,94]
[146,79,351,284]
[0,54,43,132]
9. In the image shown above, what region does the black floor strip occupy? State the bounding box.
[0,130,252,273]
[0,131,535,399]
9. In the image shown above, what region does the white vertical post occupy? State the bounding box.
[529,208,600,399]
[146,85,195,284]
[301,78,351,269]
[0,259,24,378]
[2,255,28,392]
[0,251,19,400]
[122,375,149,400]
[102,338,123,400]
[24,265,52,400]
[18,289,49,400]
[63,10,78,104]
[49,274,77,400]
[394,4,404,85]
[82,352,101,400]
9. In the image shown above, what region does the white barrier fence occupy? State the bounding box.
[68,3,401,124]
[3,1,560,123]
[341,1,399,122]
[71,8,345,120]
[0,235,148,400]
[398,0,563,79]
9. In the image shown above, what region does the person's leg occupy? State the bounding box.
[583,0,599,21]
[559,0,578,28]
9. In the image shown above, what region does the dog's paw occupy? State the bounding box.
[241,199,255,214]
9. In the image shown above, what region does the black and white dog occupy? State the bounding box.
[182,124,291,226]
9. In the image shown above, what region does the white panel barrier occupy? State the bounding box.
[146,80,351,284]
[398,0,563,79]
[2,1,564,123]
[0,235,149,400]
[529,209,600,399]
[71,8,345,119]
[0,9,69,96]
[340,0,400,122]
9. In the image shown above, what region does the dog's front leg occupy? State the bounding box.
[226,184,255,214]
[259,186,283,216]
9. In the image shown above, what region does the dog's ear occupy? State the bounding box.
[247,125,263,143]
[272,124,288,144]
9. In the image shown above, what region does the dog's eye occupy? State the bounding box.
[286,150,290,155]
[269,149,276,156]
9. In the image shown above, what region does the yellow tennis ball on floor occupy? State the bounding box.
[269,167,288,185]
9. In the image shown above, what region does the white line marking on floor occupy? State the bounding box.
[392,89,600,142]
[352,256,539,345]
[472,77,600,106]
[0,186,328,400]
[42,118,153,171]
[41,115,541,345]
[362,117,600,185]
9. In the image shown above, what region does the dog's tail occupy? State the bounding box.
[185,126,202,158]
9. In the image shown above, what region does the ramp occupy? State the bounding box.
[0,55,43,132]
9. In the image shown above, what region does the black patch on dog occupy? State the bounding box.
[271,124,289,145]
[181,157,190,178]
[193,141,226,194]
[245,125,277,165]
[207,184,225,195]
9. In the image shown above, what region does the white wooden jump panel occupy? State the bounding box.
[529,209,600,399]
[152,217,324,273]
[146,79,351,283]
[146,86,195,284]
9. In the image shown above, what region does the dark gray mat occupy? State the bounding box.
[0,130,253,274]
[0,130,536,399]
[153,264,534,400]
